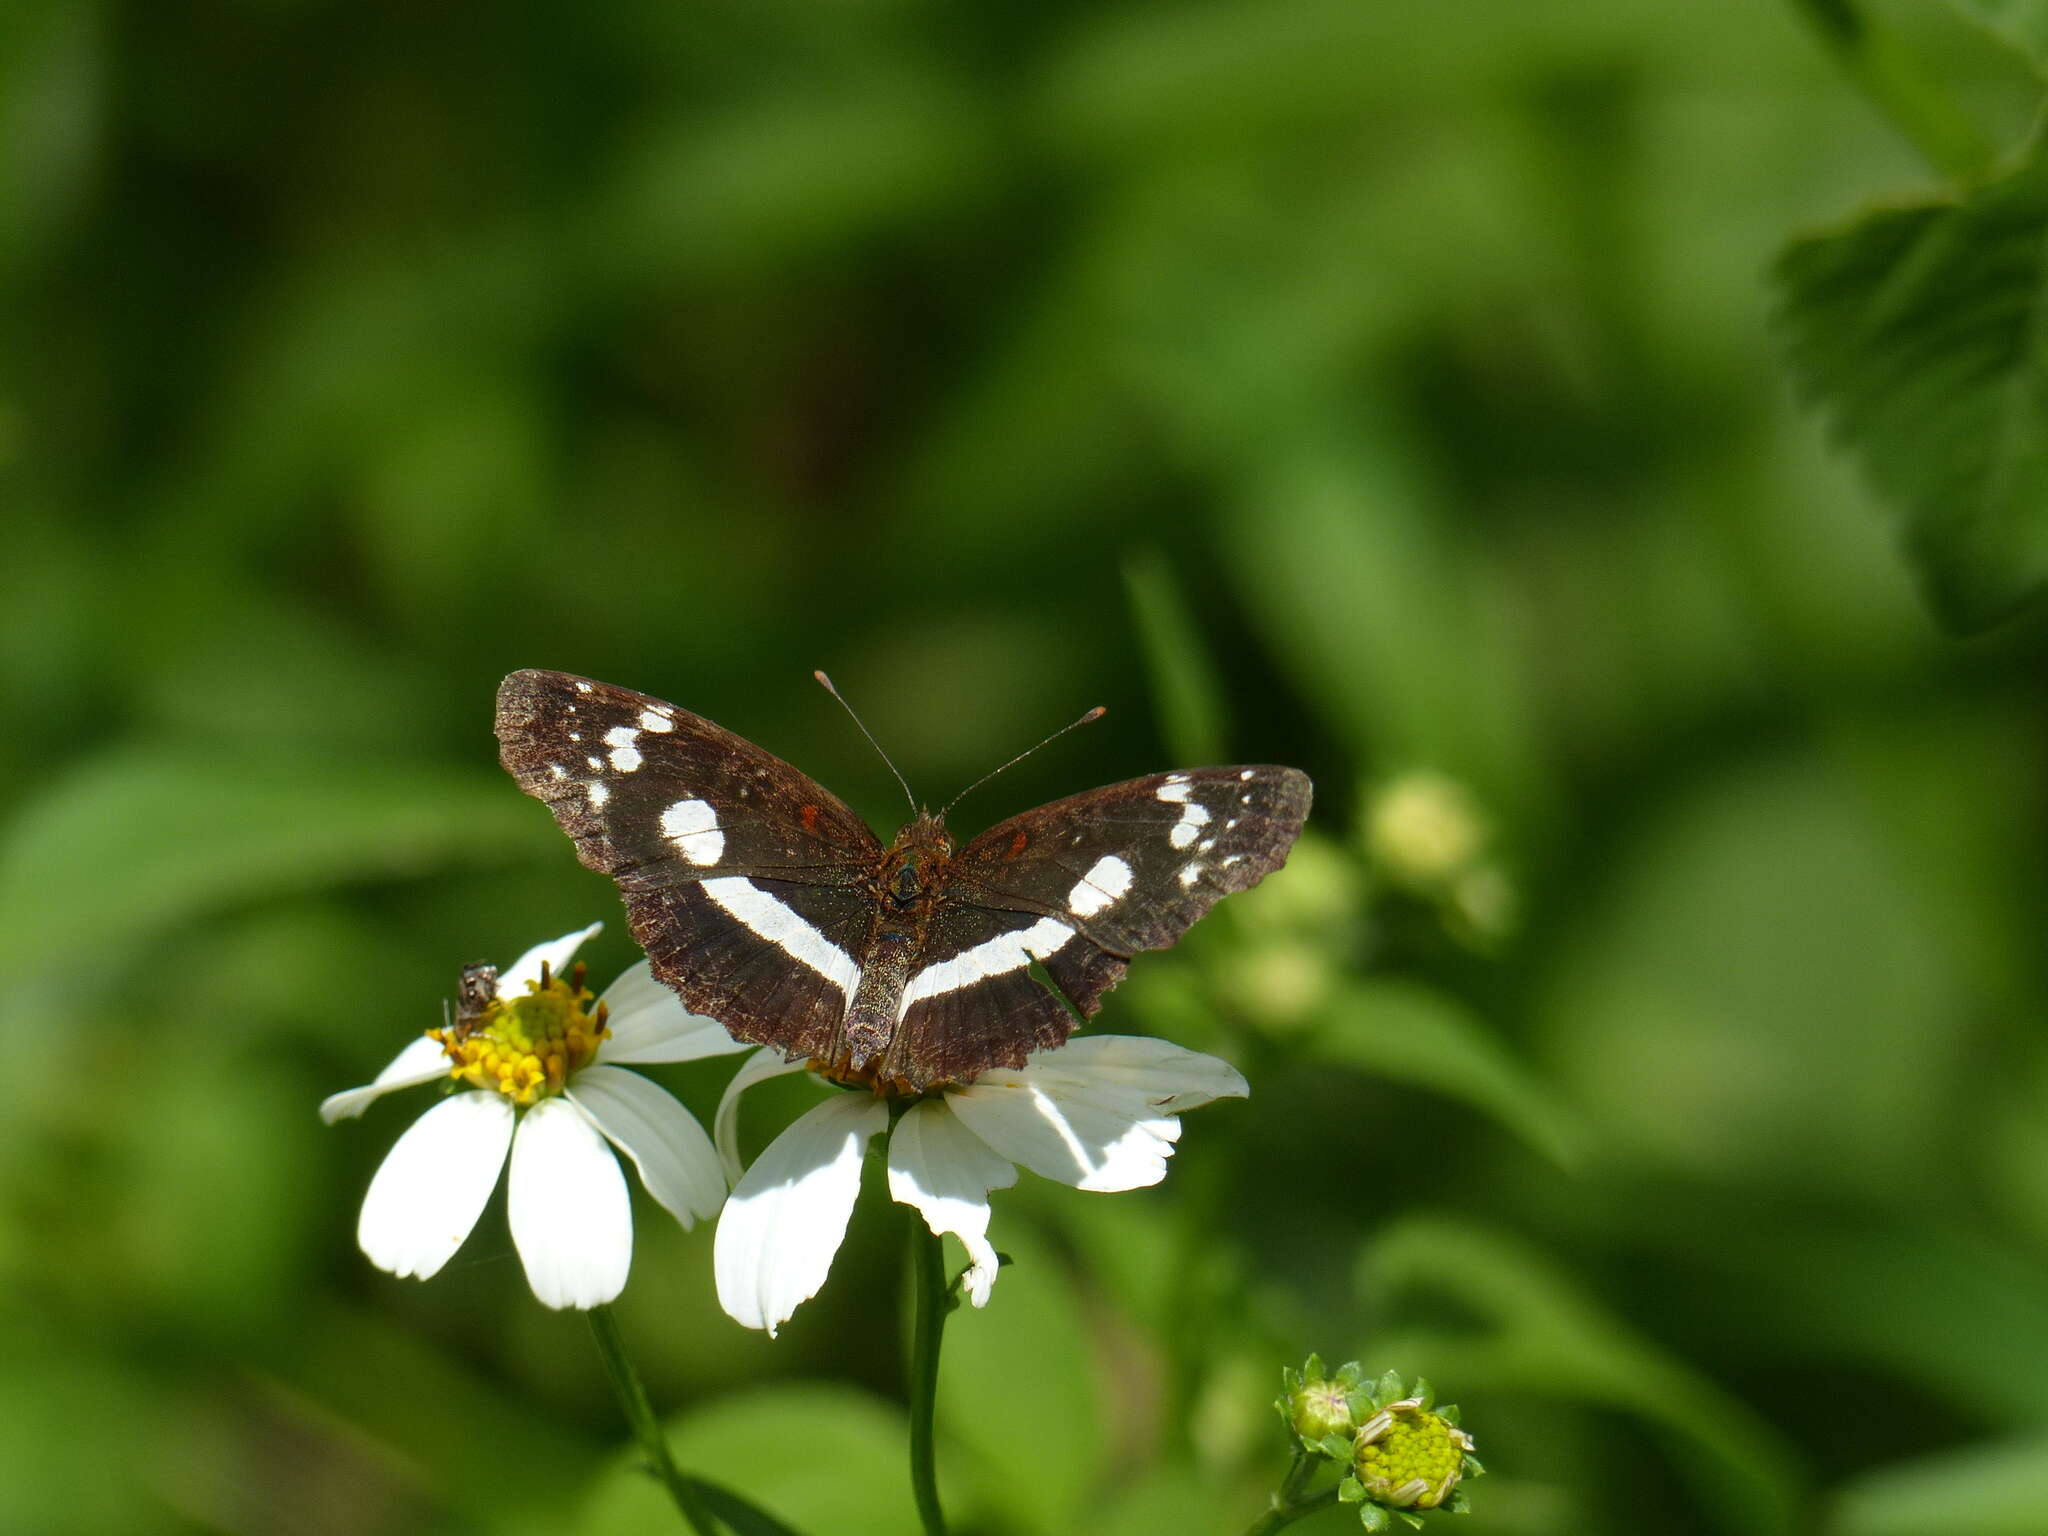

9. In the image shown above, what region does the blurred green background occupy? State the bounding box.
[7,1,2048,1533]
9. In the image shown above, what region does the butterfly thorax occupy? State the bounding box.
[881,812,954,906]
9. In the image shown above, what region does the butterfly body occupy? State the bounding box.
[840,812,955,1082]
[496,670,1311,1092]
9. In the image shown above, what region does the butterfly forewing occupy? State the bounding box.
[496,670,880,884]
[495,669,884,1055]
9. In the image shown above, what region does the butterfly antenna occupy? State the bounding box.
[941,705,1106,820]
[813,671,918,814]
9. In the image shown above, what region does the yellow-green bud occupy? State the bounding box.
[1365,772,1486,888]
[1353,1399,1472,1511]
[1288,1377,1355,1442]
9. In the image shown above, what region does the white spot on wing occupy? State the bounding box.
[702,876,860,998]
[638,709,674,733]
[604,724,642,773]
[1067,854,1133,917]
[576,682,593,693]
[549,764,567,780]
[588,781,610,808]
[1239,769,1254,781]
[899,917,1072,1018]
[1168,801,1211,850]
[586,756,603,771]
[661,799,724,865]
[1155,781,1191,804]
[1179,864,1201,887]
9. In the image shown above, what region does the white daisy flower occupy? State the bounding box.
[712,1035,1248,1334]
[320,923,749,1310]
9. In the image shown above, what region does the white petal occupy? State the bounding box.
[498,921,604,996]
[714,1094,888,1335]
[887,1099,1016,1308]
[714,1046,811,1186]
[596,961,751,1064]
[356,1091,512,1280]
[320,1035,449,1123]
[1024,1034,1250,1112]
[507,1097,633,1309]
[568,1064,726,1228]
[945,1036,1245,1194]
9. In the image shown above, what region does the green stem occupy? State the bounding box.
[1788,0,1994,181]
[588,1305,722,1536]
[907,1222,950,1536]
[1238,1453,1340,1536]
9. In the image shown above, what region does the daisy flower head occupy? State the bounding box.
[712,1033,1248,1334]
[321,923,749,1309]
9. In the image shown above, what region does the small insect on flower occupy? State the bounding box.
[321,924,751,1309]
[712,1034,1247,1335]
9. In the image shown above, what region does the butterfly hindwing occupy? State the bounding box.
[495,669,885,1053]
[884,901,1086,1083]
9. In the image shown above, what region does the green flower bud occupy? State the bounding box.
[1365,772,1487,888]
[1277,1356,1367,1449]
[1353,1396,1475,1513]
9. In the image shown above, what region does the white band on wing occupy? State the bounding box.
[898,916,1072,1020]
[701,877,862,999]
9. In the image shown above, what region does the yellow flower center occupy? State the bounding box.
[429,964,609,1106]
[1355,1401,1467,1510]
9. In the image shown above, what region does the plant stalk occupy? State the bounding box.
[907,1221,950,1536]
[588,1305,722,1536]
[1239,1452,1340,1536]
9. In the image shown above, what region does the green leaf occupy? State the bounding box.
[578,1384,935,1536]
[685,1478,807,1536]
[1306,980,1585,1168]
[1363,1217,1804,1536]
[1775,135,2048,631]
[1358,1502,1390,1531]
[936,1221,1100,1534]
[1124,547,1229,765]
[0,746,550,971]
[1214,416,1548,824]
[1830,1430,2048,1535]
[1949,0,2048,73]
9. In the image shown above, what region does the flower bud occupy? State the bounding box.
[1333,1372,1483,1529]
[1276,1355,1367,1450]
[1366,772,1486,888]
[1354,1398,1468,1509]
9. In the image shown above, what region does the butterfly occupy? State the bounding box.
[494,670,1312,1091]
